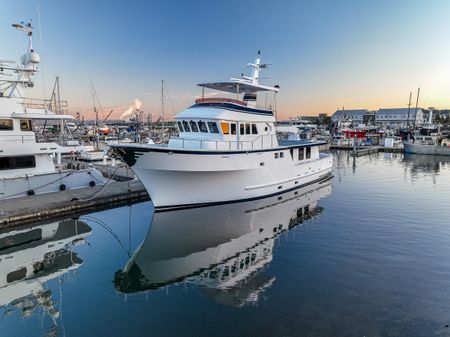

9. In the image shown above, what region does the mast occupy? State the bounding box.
[161,80,165,139]
[406,91,412,128]
[413,87,420,129]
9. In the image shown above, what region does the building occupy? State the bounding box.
[331,107,425,128]
[375,108,424,128]
[331,109,368,123]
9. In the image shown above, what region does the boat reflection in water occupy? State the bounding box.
[403,153,450,174]
[0,219,91,334]
[114,180,332,307]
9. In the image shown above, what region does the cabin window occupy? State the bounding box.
[245,123,251,134]
[198,120,208,133]
[230,123,237,135]
[280,152,284,158]
[20,120,32,131]
[177,121,184,132]
[0,119,13,131]
[299,148,304,160]
[251,124,258,134]
[207,121,219,134]
[182,120,191,132]
[0,156,36,170]
[306,147,311,159]
[7,267,27,283]
[274,153,279,159]
[240,123,245,135]
[190,120,199,132]
[221,122,229,135]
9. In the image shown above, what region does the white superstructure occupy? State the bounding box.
[0,21,105,199]
[112,52,333,210]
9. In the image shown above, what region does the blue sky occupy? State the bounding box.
[2,0,450,119]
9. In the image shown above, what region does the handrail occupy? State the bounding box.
[195,97,248,106]
[172,133,278,150]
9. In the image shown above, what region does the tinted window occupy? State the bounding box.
[177,121,184,132]
[190,121,199,132]
[7,267,27,283]
[182,120,191,132]
[245,123,251,134]
[230,123,237,135]
[0,119,13,131]
[251,124,258,134]
[240,123,245,135]
[306,147,311,159]
[299,148,304,160]
[198,121,208,133]
[20,120,32,131]
[207,122,219,134]
[0,156,36,170]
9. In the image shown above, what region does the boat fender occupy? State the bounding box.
[27,190,35,196]
[89,181,96,187]
[59,184,66,191]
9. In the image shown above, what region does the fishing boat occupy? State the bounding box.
[0,21,106,199]
[111,52,333,210]
[403,127,450,156]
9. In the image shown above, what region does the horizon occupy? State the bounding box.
[2,0,450,120]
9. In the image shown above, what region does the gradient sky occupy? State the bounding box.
[2,0,450,120]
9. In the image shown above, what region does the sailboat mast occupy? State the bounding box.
[406,91,412,128]
[161,80,165,138]
[414,87,420,129]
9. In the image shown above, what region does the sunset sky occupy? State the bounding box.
[2,0,450,120]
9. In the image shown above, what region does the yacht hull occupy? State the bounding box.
[403,141,450,156]
[113,145,333,210]
[0,169,106,199]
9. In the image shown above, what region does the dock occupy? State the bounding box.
[330,145,404,156]
[0,179,149,229]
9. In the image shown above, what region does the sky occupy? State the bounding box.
[1,0,450,120]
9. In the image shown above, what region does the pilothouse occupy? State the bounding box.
[112,52,333,209]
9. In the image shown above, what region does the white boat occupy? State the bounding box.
[111,52,333,210]
[114,180,332,299]
[403,127,450,156]
[0,21,106,199]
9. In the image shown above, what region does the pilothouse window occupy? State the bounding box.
[190,121,199,132]
[251,124,258,134]
[198,121,208,133]
[0,119,13,131]
[177,121,184,132]
[207,122,219,134]
[182,121,191,132]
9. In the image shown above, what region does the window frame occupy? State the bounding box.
[189,120,199,132]
[0,119,13,131]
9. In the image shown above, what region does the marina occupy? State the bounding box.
[1,152,450,336]
[1,1,450,336]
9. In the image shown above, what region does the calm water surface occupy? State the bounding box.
[1,152,450,337]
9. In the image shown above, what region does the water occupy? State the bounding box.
[1,152,450,337]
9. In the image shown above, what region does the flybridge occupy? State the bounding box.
[197,51,279,107]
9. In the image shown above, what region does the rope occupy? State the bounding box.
[72,166,120,202]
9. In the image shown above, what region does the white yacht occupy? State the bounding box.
[112,52,333,210]
[114,180,332,301]
[0,21,105,199]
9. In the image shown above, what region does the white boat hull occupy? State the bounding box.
[0,169,106,199]
[114,145,333,210]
